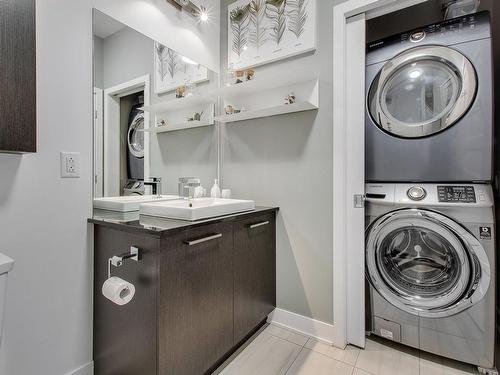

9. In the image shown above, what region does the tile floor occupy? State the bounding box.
[214,323,481,375]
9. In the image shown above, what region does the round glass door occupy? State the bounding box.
[366,209,489,318]
[377,226,464,300]
[128,113,144,158]
[368,46,477,138]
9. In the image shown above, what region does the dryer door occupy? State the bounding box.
[128,112,145,159]
[366,209,490,318]
[368,45,477,138]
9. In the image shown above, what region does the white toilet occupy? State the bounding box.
[0,253,13,347]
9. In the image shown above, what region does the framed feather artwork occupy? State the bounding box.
[228,0,316,70]
[154,42,209,94]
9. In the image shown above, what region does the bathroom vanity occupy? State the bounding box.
[89,207,278,375]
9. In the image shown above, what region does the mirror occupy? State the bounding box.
[92,9,219,208]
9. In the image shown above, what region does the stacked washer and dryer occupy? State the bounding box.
[364,11,496,373]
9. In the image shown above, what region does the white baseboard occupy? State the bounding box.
[268,308,335,345]
[66,361,94,375]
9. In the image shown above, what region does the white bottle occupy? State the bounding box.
[210,179,221,198]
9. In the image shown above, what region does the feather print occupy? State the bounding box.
[155,43,168,80]
[230,6,250,57]
[249,0,268,51]
[266,0,286,45]
[166,48,180,79]
[286,0,307,39]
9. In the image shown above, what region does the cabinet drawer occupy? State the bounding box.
[233,213,276,344]
[159,222,234,375]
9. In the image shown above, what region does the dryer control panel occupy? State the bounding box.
[437,186,476,203]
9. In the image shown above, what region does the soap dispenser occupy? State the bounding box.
[210,179,221,198]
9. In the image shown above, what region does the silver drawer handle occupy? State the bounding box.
[249,221,270,229]
[185,233,222,246]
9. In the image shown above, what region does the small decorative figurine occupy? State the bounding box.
[284,92,296,105]
[175,86,186,98]
[235,70,245,84]
[245,69,255,81]
[225,105,235,115]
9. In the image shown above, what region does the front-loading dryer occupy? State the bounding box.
[365,183,495,371]
[365,12,493,182]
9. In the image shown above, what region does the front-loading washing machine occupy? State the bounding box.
[365,183,495,371]
[365,11,493,182]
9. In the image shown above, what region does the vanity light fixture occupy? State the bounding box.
[166,0,210,22]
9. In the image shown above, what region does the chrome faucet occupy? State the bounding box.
[178,177,201,198]
[144,177,162,197]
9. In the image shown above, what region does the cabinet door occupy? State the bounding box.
[159,222,234,375]
[0,0,36,153]
[94,226,160,375]
[233,213,276,344]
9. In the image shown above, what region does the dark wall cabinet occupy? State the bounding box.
[93,210,277,375]
[0,0,36,153]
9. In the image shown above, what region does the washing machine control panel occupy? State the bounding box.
[437,186,476,203]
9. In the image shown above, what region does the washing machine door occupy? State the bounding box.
[366,209,490,318]
[368,45,477,138]
[127,112,144,159]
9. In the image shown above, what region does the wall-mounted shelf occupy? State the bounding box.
[212,69,319,124]
[143,120,213,133]
[210,69,318,98]
[141,94,215,113]
[215,101,318,123]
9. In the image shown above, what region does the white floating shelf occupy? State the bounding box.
[141,94,215,113]
[214,101,318,123]
[143,120,213,133]
[210,69,318,98]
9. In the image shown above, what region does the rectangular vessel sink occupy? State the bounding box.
[139,198,256,221]
[93,195,180,212]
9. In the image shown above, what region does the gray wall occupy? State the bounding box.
[97,26,219,195]
[220,0,347,324]
[93,36,103,89]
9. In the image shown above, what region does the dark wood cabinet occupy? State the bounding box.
[92,208,277,375]
[159,222,234,375]
[233,213,277,344]
[93,226,160,375]
[0,0,36,153]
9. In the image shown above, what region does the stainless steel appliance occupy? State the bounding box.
[365,12,493,182]
[365,183,495,372]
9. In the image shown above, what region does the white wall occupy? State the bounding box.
[0,1,220,374]
[220,0,346,324]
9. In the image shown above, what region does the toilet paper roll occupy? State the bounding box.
[102,276,135,306]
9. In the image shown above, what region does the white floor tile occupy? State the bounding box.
[305,338,360,366]
[286,348,354,375]
[355,338,419,375]
[219,331,302,375]
[264,324,310,346]
[353,369,374,375]
[419,351,480,375]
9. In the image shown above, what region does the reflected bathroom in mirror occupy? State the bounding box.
[92,9,219,215]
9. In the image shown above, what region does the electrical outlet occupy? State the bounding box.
[60,152,80,178]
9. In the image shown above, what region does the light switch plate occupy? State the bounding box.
[60,152,80,178]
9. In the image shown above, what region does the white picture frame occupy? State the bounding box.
[227,0,317,71]
[154,42,209,94]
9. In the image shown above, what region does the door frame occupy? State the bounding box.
[93,87,104,198]
[332,0,428,349]
[103,75,150,197]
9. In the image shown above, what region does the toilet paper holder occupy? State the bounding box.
[108,246,140,278]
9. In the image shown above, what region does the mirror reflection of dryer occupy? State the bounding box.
[127,96,145,181]
[365,183,495,370]
[365,11,493,182]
